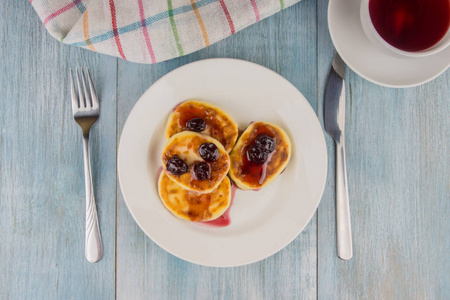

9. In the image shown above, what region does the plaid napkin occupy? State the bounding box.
[31,0,300,64]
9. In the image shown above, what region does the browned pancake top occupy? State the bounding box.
[162,132,230,193]
[159,172,231,222]
[166,100,238,153]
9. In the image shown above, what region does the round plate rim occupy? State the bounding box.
[117,58,328,267]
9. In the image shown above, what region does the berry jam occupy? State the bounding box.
[157,166,163,178]
[186,118,206,132]
[255,134,276,153]
[203,183,237,227]
[193,162,211,181]
[177,105,228,147]
[241,125,276,186]
[198,143,219,162]
[246,144,269,164]
[166,155,188,175]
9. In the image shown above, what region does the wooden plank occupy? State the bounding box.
[317,0,450,298]
[115,1,318,299]
[0,1,117,299]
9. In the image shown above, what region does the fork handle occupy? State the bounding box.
[82,134,103,263]
[335,141,353,260]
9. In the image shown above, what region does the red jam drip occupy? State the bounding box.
[202,183,237,227]
[240,125,276,187]
[157,166,163,178]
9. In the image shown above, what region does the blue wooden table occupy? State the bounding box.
[1,0,449,299]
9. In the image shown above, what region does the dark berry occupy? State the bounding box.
[198,143,219,162]
[194,162,210,180]
[246,144,268,164]
[166,155,188,176]
[255,134,276,153]
[186,118,206,132]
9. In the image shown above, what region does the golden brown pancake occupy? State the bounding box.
[158,172,231,222]
[165,100,239,153]
[229,122,291,190]
[162,131,230,193]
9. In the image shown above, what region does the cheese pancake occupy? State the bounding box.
[229,122,291,190]
[165,100,238,153]
[162,131,230,193]
[158,172,231,222]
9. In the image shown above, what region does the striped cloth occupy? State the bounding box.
[31,0,300,64]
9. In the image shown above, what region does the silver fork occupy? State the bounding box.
[70,68,103,263]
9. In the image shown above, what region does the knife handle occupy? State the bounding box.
[335,141,353,260]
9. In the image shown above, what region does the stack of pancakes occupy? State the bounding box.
[159,100,292,222]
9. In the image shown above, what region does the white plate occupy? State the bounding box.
[118,58,327,267]
[328,0,450,88]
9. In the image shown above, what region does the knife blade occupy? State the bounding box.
[324,53,353,260]
[324,53,346,143]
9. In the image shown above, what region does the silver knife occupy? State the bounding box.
[324,53,353,260]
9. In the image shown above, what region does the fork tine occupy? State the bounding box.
[80,68,92,108]
[86,68,99,110]
[70,69,79,112]
[76,68,86,108]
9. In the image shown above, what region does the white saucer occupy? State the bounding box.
[328,0,450,88]
[118,59,328,267]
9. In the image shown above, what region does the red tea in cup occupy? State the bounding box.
[369,0,450,52]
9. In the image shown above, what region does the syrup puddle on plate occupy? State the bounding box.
[157,166,164,178]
